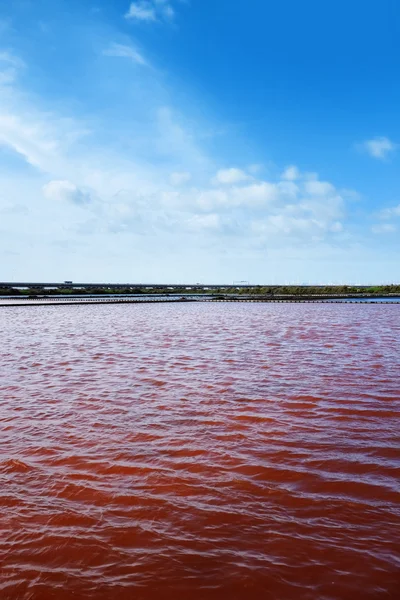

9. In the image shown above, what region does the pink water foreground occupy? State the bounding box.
[1,303,399,599]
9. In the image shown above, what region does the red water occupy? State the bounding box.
[1,303,399,600]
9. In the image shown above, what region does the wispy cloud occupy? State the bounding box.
[360,136,397,160]
[0,50,25,69]
[103,43,148,67]
[0,49,25,85]
[0,107,89,173]
[125,1,176,23]
[379,203,400,219]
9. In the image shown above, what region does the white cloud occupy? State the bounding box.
[187,213,221,231]
[252,215,324,237]
[303,180,336,196]
[125,0,175,22]
[157,167,347,246]
[281,165,300,181]
[170,171,191,186]
[43,180,92,205]
[189,181,280,212]
[0,113,61,170]
[103,43,148,67]
[233,182,279,206]
[212,168,250,185]
[125,1,157,21]
[361,136,397,160]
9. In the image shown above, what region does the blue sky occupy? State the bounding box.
[0,0,399,284]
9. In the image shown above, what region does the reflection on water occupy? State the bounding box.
[1,303,399,599]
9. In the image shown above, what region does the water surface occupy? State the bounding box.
[1,303,399,599]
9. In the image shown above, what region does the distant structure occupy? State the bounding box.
[233,280,250,286]
[64,280,73,284]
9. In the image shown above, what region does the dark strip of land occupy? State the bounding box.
[1,282,400,300]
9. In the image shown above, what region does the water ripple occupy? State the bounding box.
[0,303,399,599]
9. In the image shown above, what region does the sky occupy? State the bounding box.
[0,0,399,284]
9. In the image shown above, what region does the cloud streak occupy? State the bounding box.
[103,43,148,67]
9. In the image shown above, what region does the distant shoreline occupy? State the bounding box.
[1,282,400,300]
